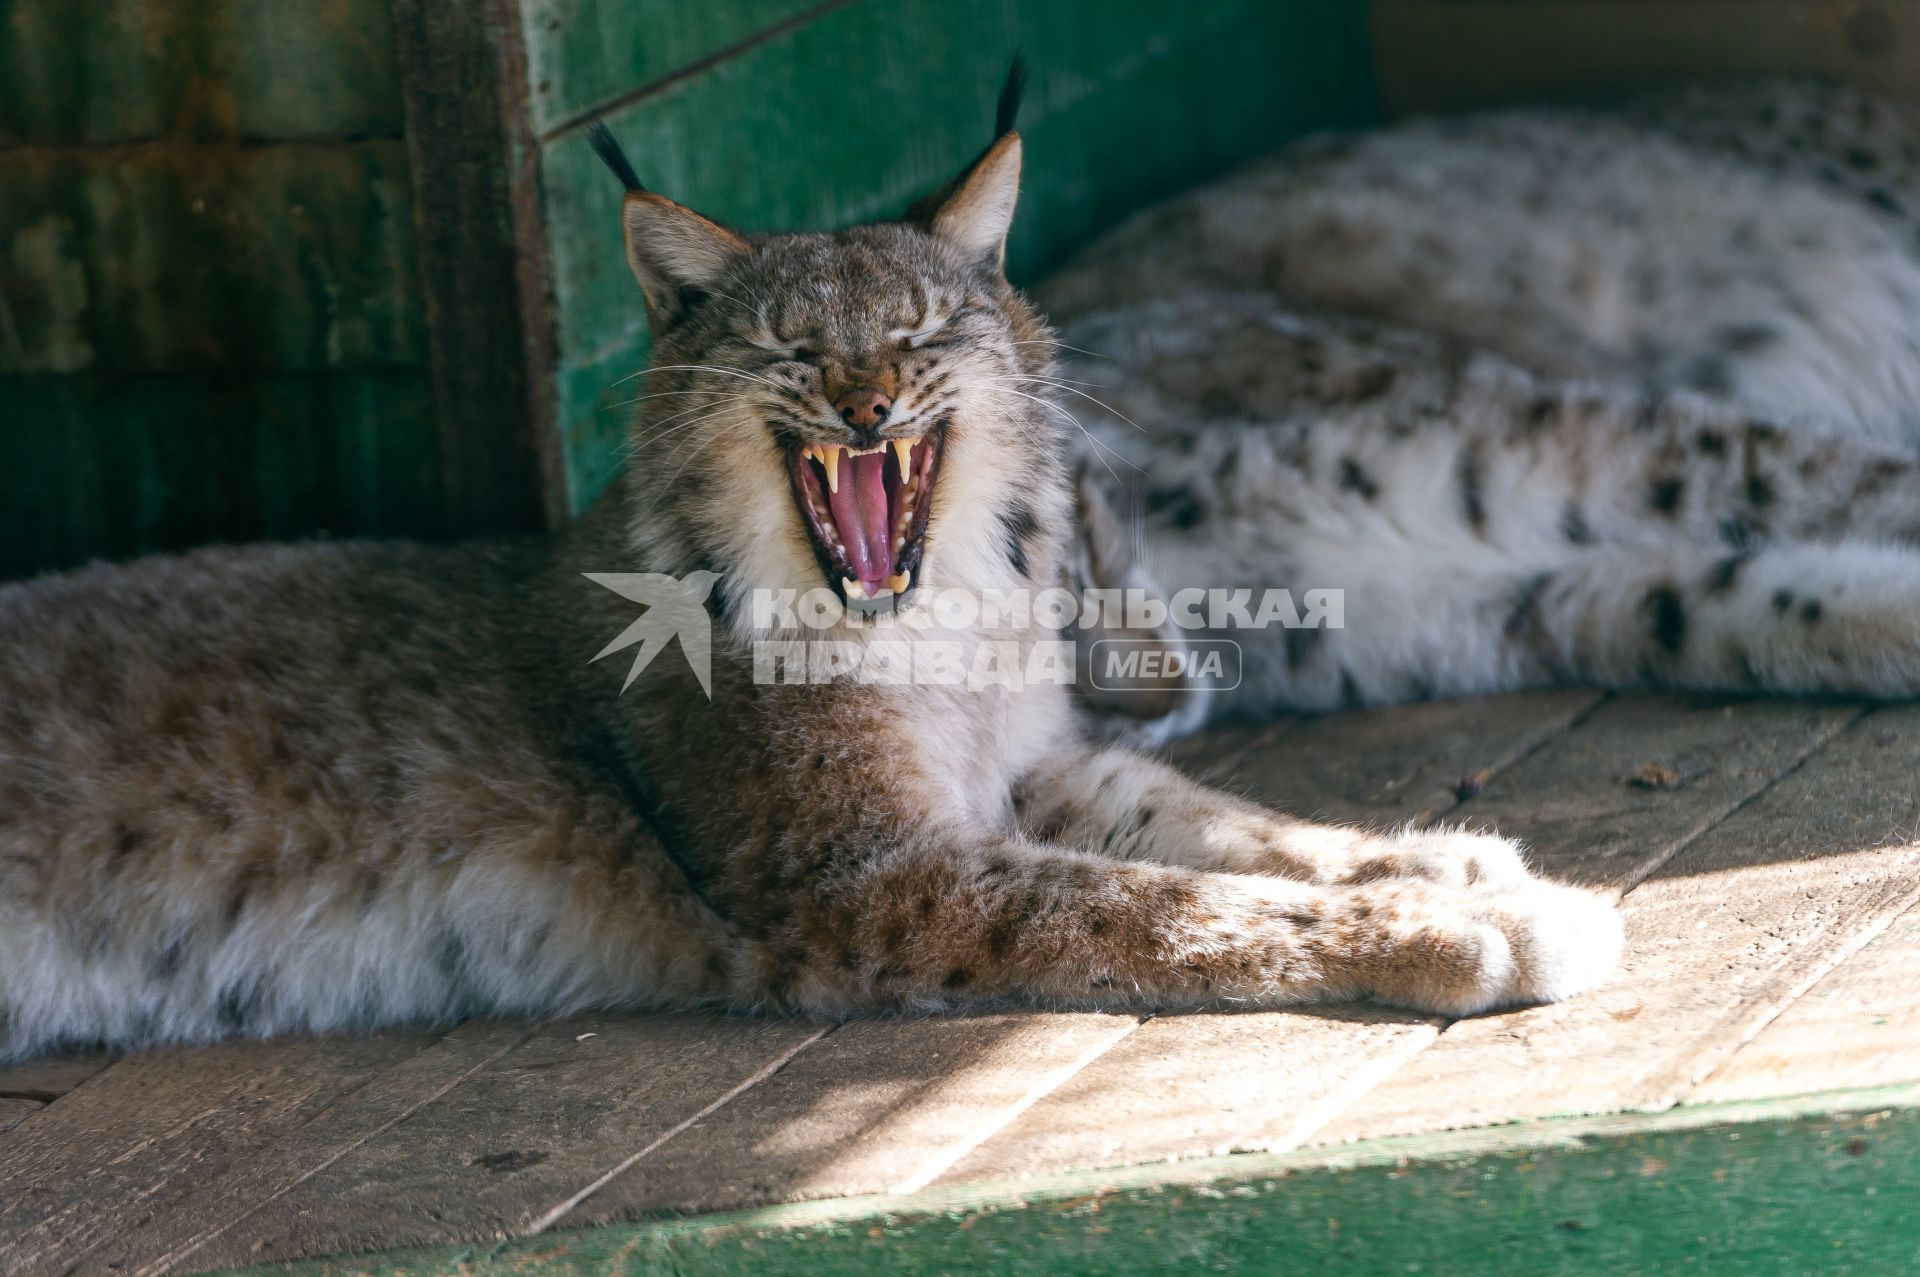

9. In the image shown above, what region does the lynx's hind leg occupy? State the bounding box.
[1516,541,1920,699]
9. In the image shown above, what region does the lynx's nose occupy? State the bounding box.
[834,387,892,428]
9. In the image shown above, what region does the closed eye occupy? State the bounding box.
[749,337,799,358]
[892,315,950,351]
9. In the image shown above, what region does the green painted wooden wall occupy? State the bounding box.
[0,0,1377,581]
[0,0,444,582]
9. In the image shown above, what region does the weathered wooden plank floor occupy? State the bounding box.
[4,691,1919,1276]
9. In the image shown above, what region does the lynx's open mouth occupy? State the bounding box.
[789,432,940,603]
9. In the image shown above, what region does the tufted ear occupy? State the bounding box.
[620,192,750,319]
[925,133,1022,266]
[587,118,749,322]
[910,57,1026,268]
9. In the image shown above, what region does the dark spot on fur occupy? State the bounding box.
[1772,589,1794,612]
[1707,553,1751,594]
[942,968,973,989]
[1867,187,1905,217]
[435,930,466,980]
[1338,458,1380,500]
[472,1150,549,1174]
[1504,573,1551,639]
[1747,475,1775,507]
[1000,503,1041,578]
[1348,365,1397,403]
[1457,445,1487,534]
[1526,396,1559,430]
[148,937,187,982]
[1845,146,1879,171]
[1720,517,1757,549]
[1856,457,1908,496]
[978,856,1015,882]
[1214,444,1243,484]
[113,823,147,858]
[1648,477,1684,515]
[217,982,259,1029]
[1683,356,1735,395]
[1199,388,1243,418]
[1717,325,1778,354]
[1648,586,1687,655]
[1145,485,1204,530]
[1801,600,1824,625]
[1339,668,1364,709]
[222,869,263,929]
[1561,504,1594,545]
[1696,430,1727,456]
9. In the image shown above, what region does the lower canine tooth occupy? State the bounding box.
[887,572,910,594]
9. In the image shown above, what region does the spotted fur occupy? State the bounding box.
[1051,81,1920,726]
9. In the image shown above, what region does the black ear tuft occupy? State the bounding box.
[994,55,1026,139]
[586,115,645,193]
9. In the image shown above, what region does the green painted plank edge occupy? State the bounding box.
[516,0,835,138]
[207,1082,1920,1276]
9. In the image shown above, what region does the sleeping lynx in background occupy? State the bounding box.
[1057,81,1920,732]
[5,71,1916,1060]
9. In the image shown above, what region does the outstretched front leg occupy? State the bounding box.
[775,826,1621,1019]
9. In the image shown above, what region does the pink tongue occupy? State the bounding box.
[827,450,893,586]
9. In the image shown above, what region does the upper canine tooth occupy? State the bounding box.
[820,445,841,493]
[843,577,866,599]
[891,437,914,475]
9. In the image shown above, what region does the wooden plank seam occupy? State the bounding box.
[525,1025,834,1235]
[133,1027,542,1277]
[1610,706,1874,899]
[1682,877,1920,1102]
[538,0,862,140]
[885,1015,1147,1194]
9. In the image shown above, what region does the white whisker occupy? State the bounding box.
[1007,375,1146,434]
[612,363,781,389]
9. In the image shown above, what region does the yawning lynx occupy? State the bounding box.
[50,68,1920,1057]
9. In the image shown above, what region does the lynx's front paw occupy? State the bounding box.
[1362,879,1624,1017]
